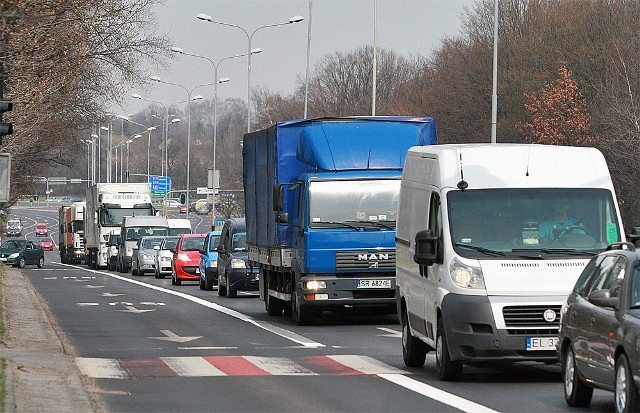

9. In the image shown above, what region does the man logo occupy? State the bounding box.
[357,253,389,261]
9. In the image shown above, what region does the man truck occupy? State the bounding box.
[84,183,154,269]
[243,116,437,325]
[58,201,85,264]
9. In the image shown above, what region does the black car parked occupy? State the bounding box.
[216,218,258,298]
[558,241,640,413]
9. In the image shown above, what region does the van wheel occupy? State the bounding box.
[615,353,638,412]
[436,319,463,381]
[401,308,427,367]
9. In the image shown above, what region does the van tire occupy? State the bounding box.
[401,308,427,367]
[436,319,463,381]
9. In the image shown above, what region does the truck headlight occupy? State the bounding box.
[305,280,326,290]
[449,256,485,289]
[231,259,246,269]
[9,253,19,258]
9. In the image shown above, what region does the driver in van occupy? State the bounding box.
[538,198,582,240]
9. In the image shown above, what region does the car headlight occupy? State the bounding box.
[160,256,171,262]
[449,256,485,289]
[177,253,191,261]
[126,246,133,255]
[8,253,19,258]
[141,252,153,260]
[210,260,217,268]
[231,258,246,269]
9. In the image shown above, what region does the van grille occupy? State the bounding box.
[336,250,395,270]
[502,305,561,327]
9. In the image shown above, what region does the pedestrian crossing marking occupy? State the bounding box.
[75,355,407,379]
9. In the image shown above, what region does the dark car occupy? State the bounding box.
[558,241,640,413]
[0,239,45,268]
[217,218,259,298]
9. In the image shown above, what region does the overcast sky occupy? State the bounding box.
[120,0,476,116]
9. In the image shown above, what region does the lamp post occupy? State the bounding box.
[98,126,108,182]
[126,134,143,183]
[89,134,98,185]
[149,75,203,218]
[196,13,304,132]
[170,47,261,229]
[81,139,93,186]
[145,126,157,181]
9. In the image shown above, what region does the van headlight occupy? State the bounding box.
[449,256,485,289]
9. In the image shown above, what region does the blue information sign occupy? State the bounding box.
[149,175,171,195]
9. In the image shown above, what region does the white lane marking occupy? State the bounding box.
[378,374,500,413]
[148,330,202,343]
[61,263,325,348]
[244,356,316,376]
[118,305,154,313]
[328,355,406,375]
[377,327,402,338]
[76,303,100,306]
[100,293,125,297]
[161,357,226,377]
[178,346,237,350]
[76,358,128,379]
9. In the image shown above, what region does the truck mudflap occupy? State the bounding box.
[440,293,559,363]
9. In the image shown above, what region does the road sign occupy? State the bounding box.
[150,175,171,195]
[197,187,214,195]
[0,153,10,202]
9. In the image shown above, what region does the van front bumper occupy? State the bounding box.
[441,293,559,363]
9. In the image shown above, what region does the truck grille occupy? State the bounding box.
[503,305,561,327]
[336,250,395,270]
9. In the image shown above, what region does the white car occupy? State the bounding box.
[154,236,180,279]
[163,199,182,208]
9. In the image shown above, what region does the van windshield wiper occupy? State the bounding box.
[345,220,395,230]
[512,248,597,257]
[453,242,507,257]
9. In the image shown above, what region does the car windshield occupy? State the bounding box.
[447,188,621,258]
[208,236,221,252]
[2,240,25,249]
[308,179,400,229]
[162,238,179,250]
[141,237,164,249]
[40,237,52,242]
[181,237,205,251]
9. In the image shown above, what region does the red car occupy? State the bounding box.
[35,223,48,236]
[38,236,55,251]
[179,205,187,214]
[171,233,206,286]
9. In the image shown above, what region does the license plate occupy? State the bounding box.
[526,336,559,351]
[357,279,391,289]
[195,268,200,274]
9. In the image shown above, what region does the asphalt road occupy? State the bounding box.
[3,202,618,412]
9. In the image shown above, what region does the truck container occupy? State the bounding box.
[58,202,85,264]
[84,183,154,269]
[243,116,437,325]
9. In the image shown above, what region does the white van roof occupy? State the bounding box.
[405,144,614,190]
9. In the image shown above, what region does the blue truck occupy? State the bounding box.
[243,116,437,325]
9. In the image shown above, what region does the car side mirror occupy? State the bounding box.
[198,249,205,254]
[169,247,175,253]
[588,289,619,309]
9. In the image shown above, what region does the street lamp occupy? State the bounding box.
[98,126,108,182]
[81,139,93,186]
[126,134,143,183]
[196,13,304,132]
[170,46,262,229]
[145,126,157,181]
[149,74,204,218]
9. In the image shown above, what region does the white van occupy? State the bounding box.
[167,218,192,236]
[395,144,625,381]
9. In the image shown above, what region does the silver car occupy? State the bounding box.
[154,236,180,279]
[132,236,165,276]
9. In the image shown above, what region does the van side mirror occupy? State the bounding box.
[414,229,439,266]
[627,226,640,248]
[276,212,289,224]
[273,185,285,211]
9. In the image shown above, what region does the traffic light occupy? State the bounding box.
[0,100,13,142]
[180,193,186,204]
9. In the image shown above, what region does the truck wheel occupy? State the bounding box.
[563,344,593,406]
[293,292,312,326]
[37,257,44,269]
[401,308,427,367]
[266,292,283,316]
[436,319,463,381]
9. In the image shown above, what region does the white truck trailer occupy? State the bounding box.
[84,183,154,269]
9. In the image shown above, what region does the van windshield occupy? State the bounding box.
[447,188,621,258]
[124,226,168,241]
[308,179,400,228]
